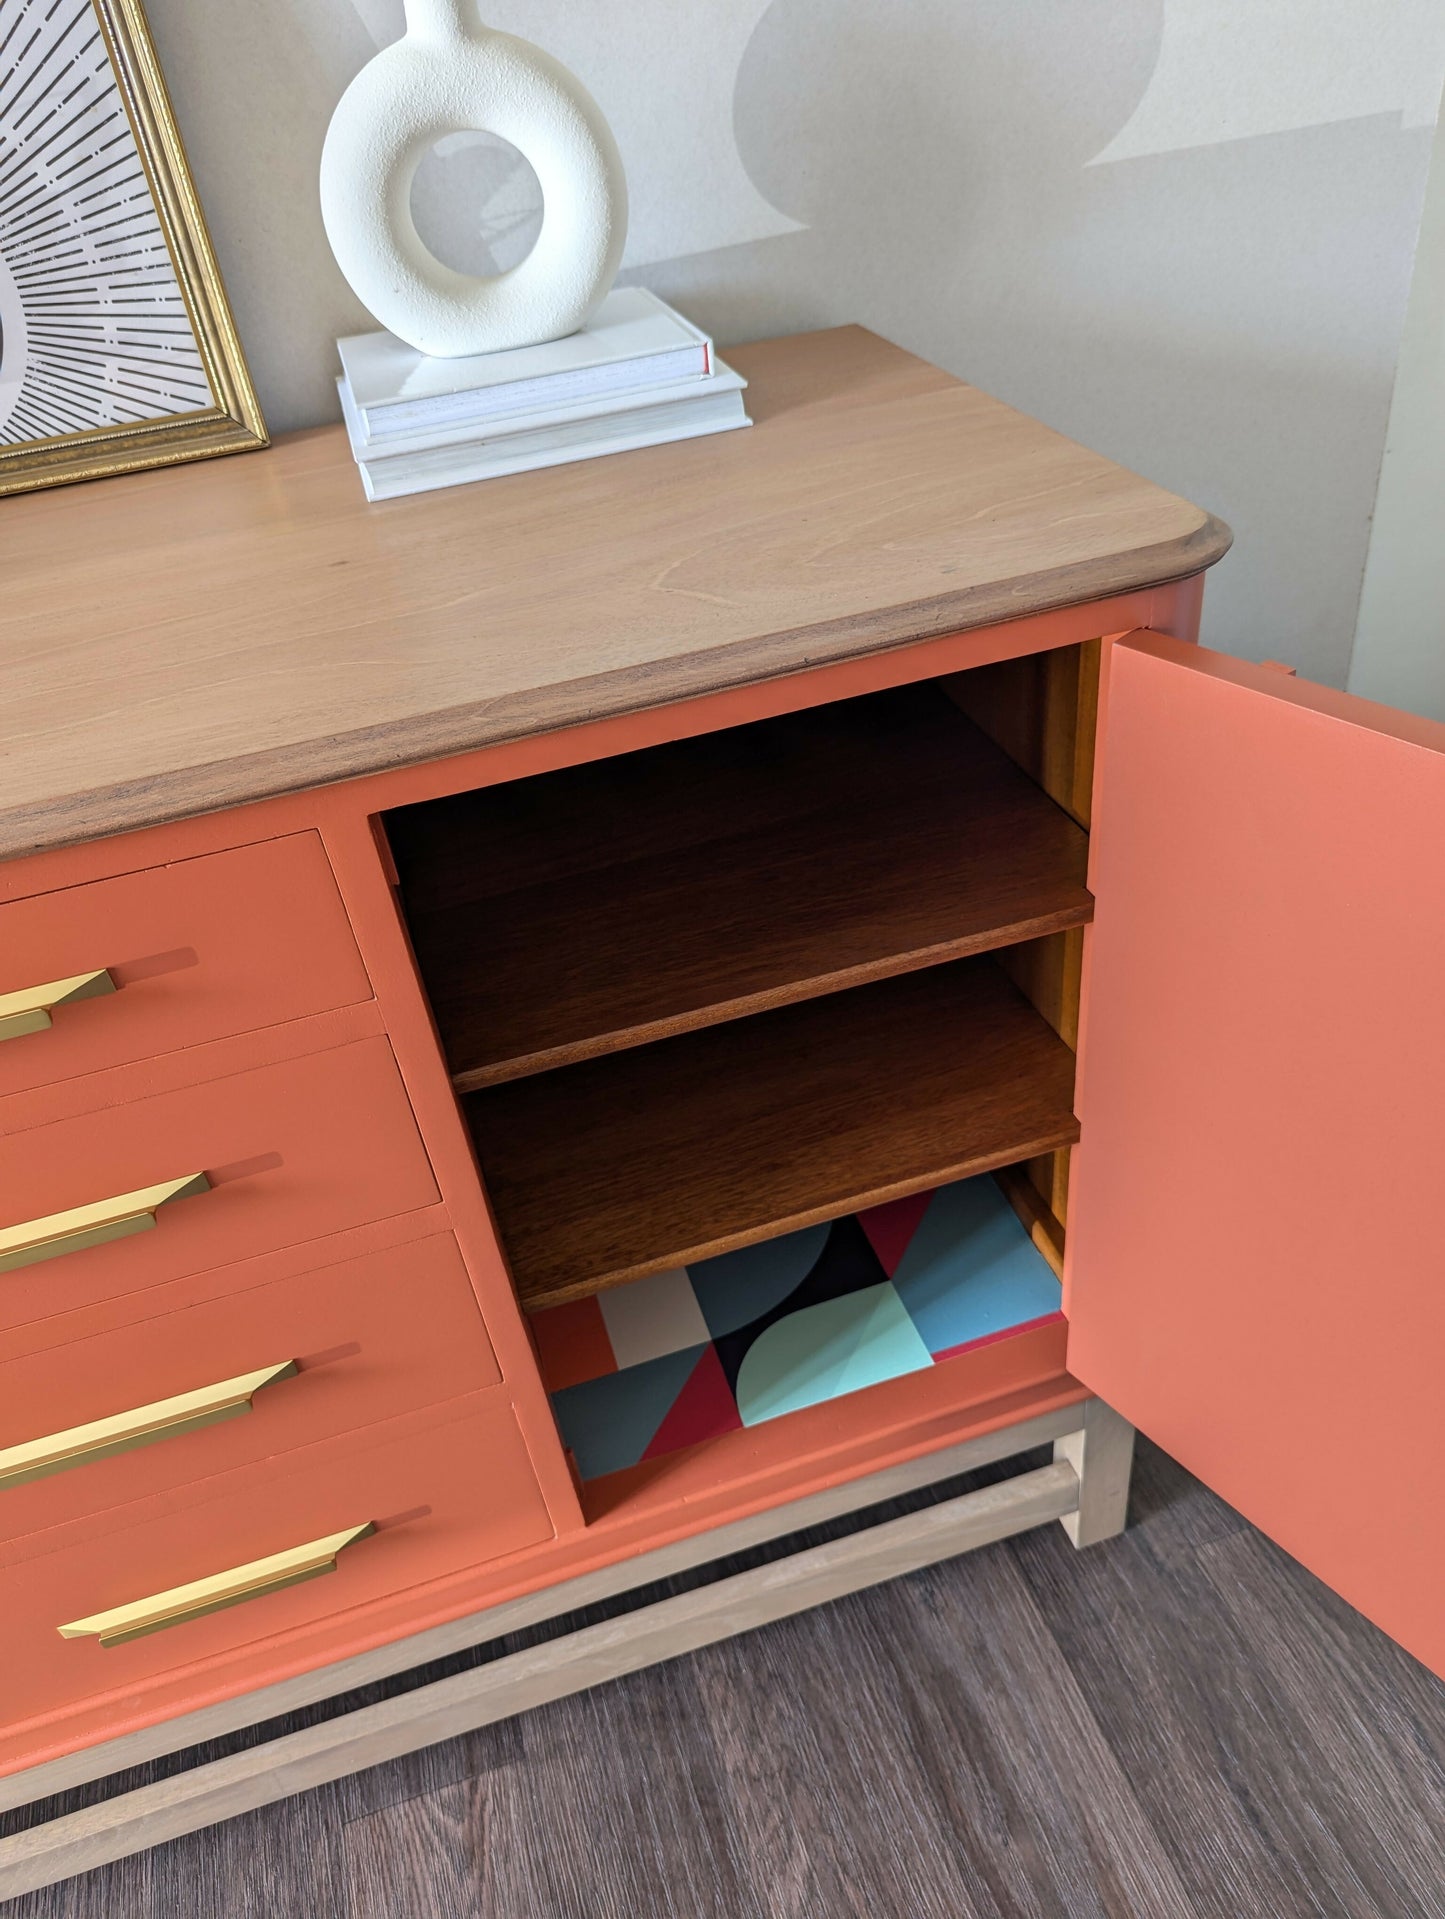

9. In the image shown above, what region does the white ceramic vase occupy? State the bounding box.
[320,0,628,359]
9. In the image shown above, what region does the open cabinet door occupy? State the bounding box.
[1067,630,1445,1677]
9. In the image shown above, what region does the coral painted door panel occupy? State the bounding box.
[1067,632,1445,1677]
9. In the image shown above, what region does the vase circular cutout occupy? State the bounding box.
[320,1,628,358]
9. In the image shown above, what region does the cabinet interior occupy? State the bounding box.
[383,640,1100,1487]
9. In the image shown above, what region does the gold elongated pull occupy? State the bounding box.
[0,1173,211,1275]
[58,1522,377,1646]
[0,970,116,1042]
[0,1359,299,1490]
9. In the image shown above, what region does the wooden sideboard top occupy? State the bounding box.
[0,326,1229,860]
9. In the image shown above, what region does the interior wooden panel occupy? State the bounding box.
[941,639,1100,828]
[388,685,1093,1088]
[994,928,1083,1052]
[992,1164,1067,1280]
[464,954,1080,1313]
[944,642,1099,1229]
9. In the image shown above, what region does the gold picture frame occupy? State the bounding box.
[0,0,267,497]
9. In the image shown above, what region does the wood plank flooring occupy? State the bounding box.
[6,1438,1445,1918]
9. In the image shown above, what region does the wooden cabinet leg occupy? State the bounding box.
[1054,1398,1135,1547]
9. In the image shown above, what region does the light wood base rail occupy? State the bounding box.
[0,1399,1133,1900]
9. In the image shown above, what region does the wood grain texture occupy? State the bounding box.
[465,955,1081,1309]
[390,685,1093,1088]
[992,1162,1067,1278]
[1008,1440,1445,1919]
[676,1517,1194,1919]
[1054,1398,1134,1548]
[6,1441,1444,1918]
[0,327,1228,862]
[942,643,1096,1244]
[942,638,1102,830]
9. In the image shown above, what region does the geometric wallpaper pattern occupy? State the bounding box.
[532,1172,1062,1484]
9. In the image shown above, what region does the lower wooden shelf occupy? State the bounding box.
[529,1166,1067,1487]
[466,955,1080,1312]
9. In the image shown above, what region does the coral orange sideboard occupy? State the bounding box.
[2,327,1441,1897]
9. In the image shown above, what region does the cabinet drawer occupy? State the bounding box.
[0,1039,438,1329]
[0,1395,552,1738]
[0,835,372,1101]
[0,1231,498,1540]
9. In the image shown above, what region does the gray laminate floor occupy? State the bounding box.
[7,1437,1445,1918]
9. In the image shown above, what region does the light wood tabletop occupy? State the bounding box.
[0,326,1228,860]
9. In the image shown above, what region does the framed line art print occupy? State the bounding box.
[0,0,266,498]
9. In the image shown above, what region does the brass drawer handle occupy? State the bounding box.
[0,970,116,1042]
[0,1359,299,1490]
[58,1522,377,1647]
[0,1173,211,1275]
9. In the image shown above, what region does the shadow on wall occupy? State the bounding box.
[621,0,1430,685]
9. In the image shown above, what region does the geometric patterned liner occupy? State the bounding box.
[531,1172,1063,1484]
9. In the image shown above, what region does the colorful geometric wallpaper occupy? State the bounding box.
[531,1171,1063,1484]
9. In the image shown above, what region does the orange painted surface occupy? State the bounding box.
[1068,631,1445,1681]
[0,834,372,1101]
[317,813,592,1545]
[0,1354,1085,1777]
[0,1210,446,1361]
[0,1230,496,1541]
[0,1038,438,1331]
[302,594,1189,1556]
[0,1393,552,1745]
[0,584,1205,1778]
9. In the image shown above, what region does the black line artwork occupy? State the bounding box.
[0,0,213,446]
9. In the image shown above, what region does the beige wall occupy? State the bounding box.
[146,0,1445,684]
[1348,92,1445,721]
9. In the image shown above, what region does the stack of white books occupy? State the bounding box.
[336,288,751,501]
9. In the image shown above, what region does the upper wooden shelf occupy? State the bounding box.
[465,955,1081,1312]
[0,326,1228,861]
[390,683,1093,1088]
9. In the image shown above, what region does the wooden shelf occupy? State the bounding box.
[390,685,1092,1090]
[464,956,1081,1313]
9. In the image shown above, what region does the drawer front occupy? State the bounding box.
[0,1039,439,1329]
[0,835,372,1101]
[0,1396,552,1737]
[0,1232,498,1540]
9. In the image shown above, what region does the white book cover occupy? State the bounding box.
[338,288,713,440]
[353,384,751,502]
[338,360,748,465]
